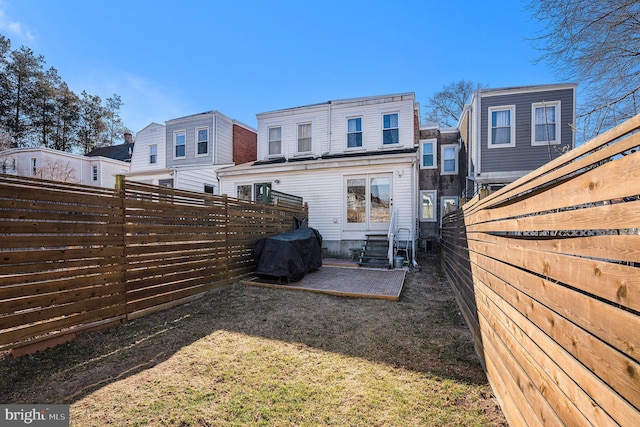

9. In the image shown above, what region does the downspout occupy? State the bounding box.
[327,101,332,154]
[411,157,418,267]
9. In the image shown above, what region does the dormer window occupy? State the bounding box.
[383,113,399,145]
[268,126,282,156]
[488,105,516,148]
[297,123,312,153]
[174,130,186,158]
[532,101,561,146]
[149,144,157,164]
[197,127,209,155]
[347,117,362,148]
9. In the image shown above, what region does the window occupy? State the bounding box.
[92,165,98,181]
[488,105,516,148]
[383,113,399,145]
[174,130,186,158]
[532,101,561,146]
[441,197,459,219]
[149,144,157,164]
[347,117,362,148]
[345,174,391,230]
[298,123,312,153]
[204,184,215,194]
[441,145,458,174]
[237,185,252,201]
[254,182,272,203]
[31,158,37,176]
[159,179,173,188]
[1,160,6,174]
[268,126,281,156]
[420,139,436,168]
[197,127,209,155]
[420,190,437,222]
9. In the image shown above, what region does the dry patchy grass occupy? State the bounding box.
[0,254,506,426]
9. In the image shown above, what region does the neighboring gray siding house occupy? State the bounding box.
[127,112,257,194]
[460,83,577,196]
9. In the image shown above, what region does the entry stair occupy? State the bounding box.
[357,233,390,268]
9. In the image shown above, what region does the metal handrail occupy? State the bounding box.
[387,208,398,266]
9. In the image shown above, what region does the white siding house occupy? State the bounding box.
[127,114,256,193]
[0,147,130,188]
[218,93,420,260]
[126,122,174,186]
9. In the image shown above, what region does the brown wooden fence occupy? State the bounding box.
[441,114,640,426]
[0,175,307,355]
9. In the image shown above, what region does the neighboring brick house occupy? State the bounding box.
[417,125,465,249]
[232,122,258,165]
[127,112,257,194]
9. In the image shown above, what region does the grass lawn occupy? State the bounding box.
[0,254,506,426]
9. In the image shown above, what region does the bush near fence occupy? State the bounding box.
[0,175,307,355]
[441,114,640,426]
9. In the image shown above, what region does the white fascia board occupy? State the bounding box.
[478,83,578,98]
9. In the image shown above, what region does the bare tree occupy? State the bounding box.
[423,80,482,127]
[34,156,78,182]
[528,0,640,139]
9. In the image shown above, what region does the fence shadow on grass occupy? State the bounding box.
[0,252,489,405]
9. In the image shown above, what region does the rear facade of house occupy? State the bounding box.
[218,93,420,259]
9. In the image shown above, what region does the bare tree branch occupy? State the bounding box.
[528,0,640,140]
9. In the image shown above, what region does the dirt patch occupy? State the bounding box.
[0,253,506,426]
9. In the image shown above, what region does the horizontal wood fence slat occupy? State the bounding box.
[0,175,307,354]
[441,114,640,426]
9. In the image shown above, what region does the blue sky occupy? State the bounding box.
[0,0,560,136]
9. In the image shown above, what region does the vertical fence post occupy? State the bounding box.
[223,194,230,285]
[115,175,128,322]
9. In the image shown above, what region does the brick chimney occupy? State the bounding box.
[124,132,133,144]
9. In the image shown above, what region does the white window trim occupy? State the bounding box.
[204,183,215,194]
[296,122,312,154]
[195,126,209,157]
[419,190,438,222]
[420,139,437,169]
[237,184,252,201]
[149,144,157,164]
[440,144,459,175]
[488,105,516,149]
[382,112,400,146]
[174,130,186,159]
[531,101,561,146]
[267,125,282,157]
[440,196,459,226]
[346,116,363,150]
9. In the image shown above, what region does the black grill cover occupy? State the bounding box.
[254,225,323,282]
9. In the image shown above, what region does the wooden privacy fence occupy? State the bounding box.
[441,114,640,426]
[0,175,307,355]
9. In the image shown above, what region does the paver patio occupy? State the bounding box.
[240,263,406,300]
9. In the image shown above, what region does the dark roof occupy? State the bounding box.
[251,148,417,166]
[86,143,134,162]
